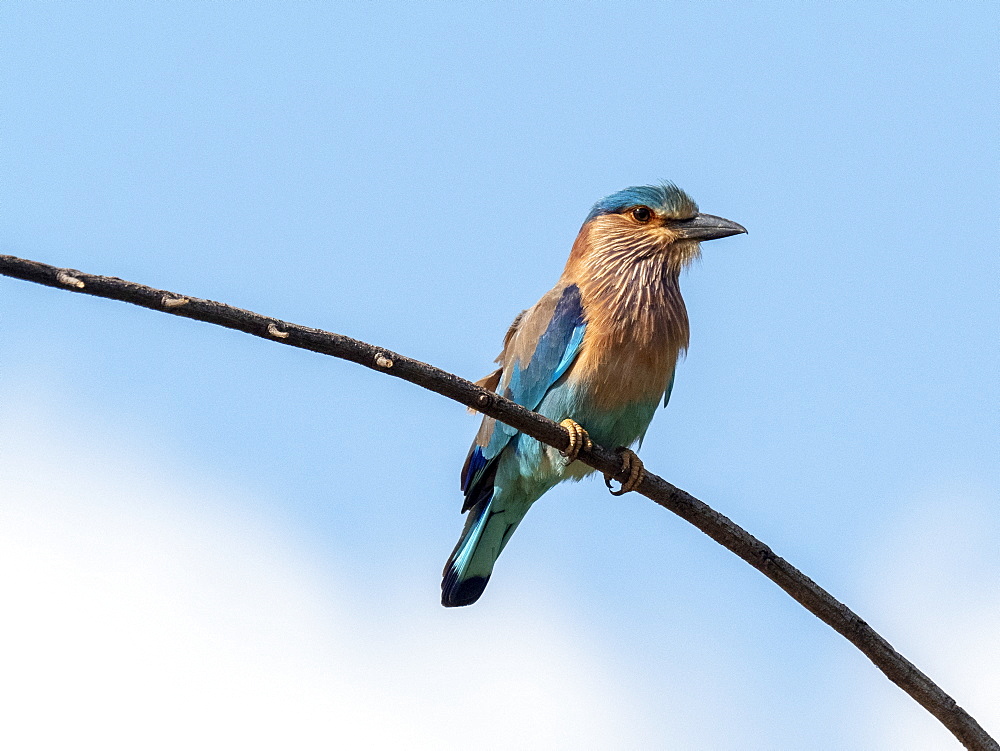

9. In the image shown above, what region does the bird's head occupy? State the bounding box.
[574,183,746,273]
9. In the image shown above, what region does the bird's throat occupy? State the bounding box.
[577,250,690,350]
[567,252,690,411]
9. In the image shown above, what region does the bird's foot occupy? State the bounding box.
[559,419,592,464]
[604,448,644,496]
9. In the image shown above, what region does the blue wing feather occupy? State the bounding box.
[486,284,585,451]
[466,284,586,495]
[503,284,585,411]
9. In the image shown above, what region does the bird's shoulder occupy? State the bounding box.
[498,283,582,370]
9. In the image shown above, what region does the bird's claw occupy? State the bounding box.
[604,447,644,496]
[559,419,592,464]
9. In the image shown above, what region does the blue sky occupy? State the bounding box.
[1,2,997,748]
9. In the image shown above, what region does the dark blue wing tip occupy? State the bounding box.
[461,447,487,492]
[441,574,490,608]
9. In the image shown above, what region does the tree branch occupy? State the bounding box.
[1,253,995,751]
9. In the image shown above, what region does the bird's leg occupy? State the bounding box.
[604,448,645,496]
[559,419,592,464]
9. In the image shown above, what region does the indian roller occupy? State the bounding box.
[442,183,745,607]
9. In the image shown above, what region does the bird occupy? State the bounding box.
[442,183,745,607]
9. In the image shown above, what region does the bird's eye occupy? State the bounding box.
[631,206,653,223]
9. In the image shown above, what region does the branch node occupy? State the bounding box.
[374,353,394,368]
[56,271,85,289]
[477,392,492,408]
[162,295,189,308]
[267,323,290,339]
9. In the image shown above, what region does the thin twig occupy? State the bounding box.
[0,253,995,751]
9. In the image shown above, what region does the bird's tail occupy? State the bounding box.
[441,491,529,607]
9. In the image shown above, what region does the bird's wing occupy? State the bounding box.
[663,368,676,407]
[497,283,586,417]
[460,283,586,508]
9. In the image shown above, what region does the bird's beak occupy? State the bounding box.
[670,213,747,241]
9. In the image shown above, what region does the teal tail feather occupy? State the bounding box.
[441,489,529,607]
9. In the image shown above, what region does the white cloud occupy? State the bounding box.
[0,399,663,750]
[10,386,992,750]
[861,490,1000,750]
